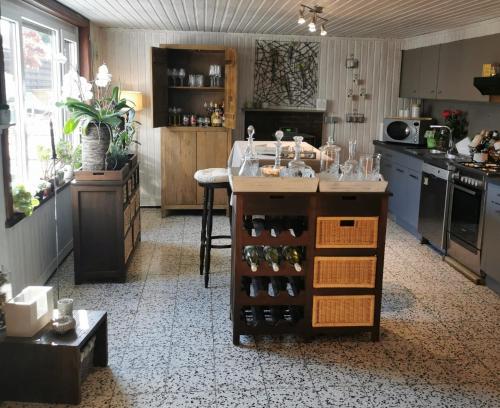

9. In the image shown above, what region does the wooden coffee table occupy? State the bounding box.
[0,310,107,405]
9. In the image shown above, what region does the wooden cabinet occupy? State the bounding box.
[72,164,141,283]
[399,48,421,98]
[152,44,237,215]
[400,34,500,102]
[418,45,440,99]
[161,127,232,214]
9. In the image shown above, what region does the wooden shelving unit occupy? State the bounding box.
[231,191,389,345]
[151,44,237,215]
[71,162,141,283]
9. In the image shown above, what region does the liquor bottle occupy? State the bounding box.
[263,246,280,272]
[268,277,280,297]
[282,246,302,272]
[211,103,223,127]
[243,245,260,272]
[265,216,283,237]
[249,277,262,298]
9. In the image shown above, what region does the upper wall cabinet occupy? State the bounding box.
[151,45,238,129]
[399,34,500,102]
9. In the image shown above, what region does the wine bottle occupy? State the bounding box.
[251,306,264,326]
[263,246,280,272]
[243,246,260,272]
[286,277,299,297]
[249,277,262,298]
[288,217,306,237]
[268,277,280,297]
[282,246,302,272]
[266,216,283,237]
[243,215,253,235]
[252,216,265,237]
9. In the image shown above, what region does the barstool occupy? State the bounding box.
[194,168,232,288]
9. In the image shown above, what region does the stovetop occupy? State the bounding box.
[456,161,500,177]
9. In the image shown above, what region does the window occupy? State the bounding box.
[2,0,78,193]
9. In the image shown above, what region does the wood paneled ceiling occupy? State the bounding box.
[58,0,500,38]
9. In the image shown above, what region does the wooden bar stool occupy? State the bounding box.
[194,168,232,288]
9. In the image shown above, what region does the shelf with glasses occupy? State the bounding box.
[168,86,225,91]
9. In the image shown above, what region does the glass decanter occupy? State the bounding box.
[238,125,260,176]
[342,139,358,180]
[281,136,315,178]
[261,130,284,177]
[319,133,341,178]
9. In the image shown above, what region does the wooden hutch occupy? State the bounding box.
[151,45,237,216]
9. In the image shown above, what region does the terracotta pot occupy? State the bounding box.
[82,123,111,171]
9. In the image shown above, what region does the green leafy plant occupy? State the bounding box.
[72,144,82,169]
[107,110,141,170]
[12,184,39,216]
[36,145,52,181]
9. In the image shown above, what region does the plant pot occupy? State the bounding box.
[82,123,111,171]
[63,165,74,180]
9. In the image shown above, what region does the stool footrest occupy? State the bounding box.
[211,244,232,249]
[211,235,231,240]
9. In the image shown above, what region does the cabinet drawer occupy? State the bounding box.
[312,295,375,327]
[133,213,141,244]
[313,256,377,288]
[123,204,132,235]
[316,217,378,248]
[124,229,133,264]
[134,191,140,214]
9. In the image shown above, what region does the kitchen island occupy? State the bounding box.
[230,189,389,345]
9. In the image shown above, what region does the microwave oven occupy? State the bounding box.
[383,117,434,145]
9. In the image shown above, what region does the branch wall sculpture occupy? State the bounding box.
[254,40,319,107]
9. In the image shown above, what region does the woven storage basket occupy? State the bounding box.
[316,217,378,248]
[312,295,375,327]
[313,256,377,288]
[124,230,133,263]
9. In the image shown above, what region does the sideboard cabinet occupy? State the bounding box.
[151,45,237,215]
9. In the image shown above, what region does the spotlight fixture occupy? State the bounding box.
[297,4,328,35]
[298,7,306,24]
[308,15,317,32]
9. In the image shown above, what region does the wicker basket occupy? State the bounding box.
[316,217,378,248]
[124,229,133,263]
[312,295,375,327]
[124,204,132,235]
[313,256,377,288]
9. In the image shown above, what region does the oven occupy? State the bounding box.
[447,167,486,276]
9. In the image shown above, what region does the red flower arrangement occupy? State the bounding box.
[441,109,468,140]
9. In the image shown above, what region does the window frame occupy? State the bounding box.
[1,0,89,227]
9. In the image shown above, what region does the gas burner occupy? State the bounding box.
[460,161,500,174]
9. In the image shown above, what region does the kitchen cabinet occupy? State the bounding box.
[481,181,500,292]
[418,45,440,99]
[399,34,500,102]
[399,48,421,98]
[375,145,422,236]
[161,127,232,215]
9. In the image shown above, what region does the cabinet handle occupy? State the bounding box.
[396,168,404,173]
[409,174,418,180]
[492,200,500,206]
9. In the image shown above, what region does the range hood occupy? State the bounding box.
[473,76,500,95]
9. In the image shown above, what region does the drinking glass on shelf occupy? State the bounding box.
[178,68,186,86]
[171,68,178,86]
[188,74,196,87]
[196,74,204,87]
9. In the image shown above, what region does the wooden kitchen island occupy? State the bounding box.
[230,189,389,345]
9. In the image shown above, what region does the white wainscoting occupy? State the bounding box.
[94,28,406,206]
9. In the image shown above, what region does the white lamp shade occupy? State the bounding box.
[121,90,144,112]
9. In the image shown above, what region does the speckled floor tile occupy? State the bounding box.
[39,210,500,408]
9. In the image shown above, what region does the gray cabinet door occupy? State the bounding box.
[418,45,440,99]
[399,48,421,98]
[405,168,422,230]
[392,164,407,221]
[481,183,500,279]
[436,41,464,100]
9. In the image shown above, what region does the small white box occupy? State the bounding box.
[4,286,54,337]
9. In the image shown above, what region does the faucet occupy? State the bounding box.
[430,125,457,158]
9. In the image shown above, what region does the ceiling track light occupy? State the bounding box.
[297,4,328,36]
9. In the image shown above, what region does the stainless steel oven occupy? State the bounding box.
[447,165,486,276]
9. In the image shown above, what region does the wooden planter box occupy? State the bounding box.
[74,154,137,182]
[319,174,388,193]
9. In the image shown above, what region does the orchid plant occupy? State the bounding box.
[57,64,140,170]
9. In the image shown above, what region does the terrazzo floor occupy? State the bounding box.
[2,208,499,408]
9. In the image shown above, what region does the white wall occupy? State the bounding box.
[403,16,500,49]
[95,28,406,206]
[0,141,73,295]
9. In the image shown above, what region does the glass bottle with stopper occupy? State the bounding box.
[340,139,358,180]
[238,125,260,176]
[261,130,285,177]
[281,136,315,178]
[319,131,341,179]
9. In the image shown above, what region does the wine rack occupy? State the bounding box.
[231,191,389,345]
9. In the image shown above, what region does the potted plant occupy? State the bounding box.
[56,139,79,180]
[57,64,136,172]
[12,184,39,216]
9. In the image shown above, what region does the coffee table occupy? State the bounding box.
[0,310,107,405]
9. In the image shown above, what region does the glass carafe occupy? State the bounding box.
[342,140,358,180]
[239,125,260,176]
[319,134,341,178]
[261,130,284,177]
[281,136,315,178]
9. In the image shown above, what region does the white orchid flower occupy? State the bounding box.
[95,63,112,88]
[61,68,93,101]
